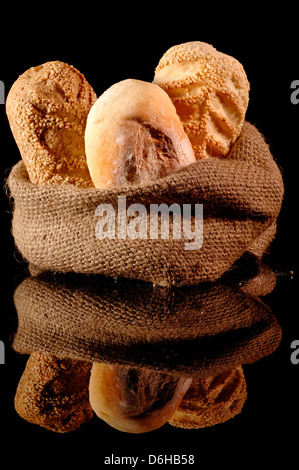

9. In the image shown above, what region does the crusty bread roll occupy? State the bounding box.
[6,60,97,187]
[14,352,93,433]
[7,63,97,432]
[168,366,247,429]
[85,79,196,189]
[153,41,250,160]
[89,363,192,433]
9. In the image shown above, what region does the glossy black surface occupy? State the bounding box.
[0,12,298,468]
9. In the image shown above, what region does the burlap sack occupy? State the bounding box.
[12,266,282,378]
[7,122,284,287]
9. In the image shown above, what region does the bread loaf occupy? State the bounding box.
[153,41,250,160]
[6,60,97,187]
[85,79,196,189]
[169,366,247,429]
[14,352,93,432]
[89,362,192,433]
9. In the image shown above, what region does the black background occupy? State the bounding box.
[0,7,298,469]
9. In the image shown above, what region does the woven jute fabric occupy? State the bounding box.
[7,122,284,287]
[12,267,282,378]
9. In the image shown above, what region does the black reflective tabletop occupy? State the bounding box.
[0,16,298,469]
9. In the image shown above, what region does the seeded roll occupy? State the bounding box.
[169,366,247,429]
[14,352,93,433]
[6,60,97,187]
[153,41,250,160]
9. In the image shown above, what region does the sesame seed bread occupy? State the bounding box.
[169,366,247,429]
[153,42,250,160]
[14,352,93,433]
[6,61,97,187]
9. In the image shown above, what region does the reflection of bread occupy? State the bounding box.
[6,61,96,187]
[169,366,247,429]
[14,352,93,433]
[153,42,250,160]
[85,79,196,189]
[89,363,192,433]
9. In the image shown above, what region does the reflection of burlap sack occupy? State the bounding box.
[12,266,282,378]
[7,122,284,287]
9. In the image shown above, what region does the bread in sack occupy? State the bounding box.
[6,60,97,187]
[85,79,196,189]
[153,41,250,160]
[6,47,283,287]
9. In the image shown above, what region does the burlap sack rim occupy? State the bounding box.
[6,121,284,287]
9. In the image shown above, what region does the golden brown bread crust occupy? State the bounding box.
[168,366,247,429]
[153,41,250,160]
[6,61,97,187]
[89,363,192,433]
[14,352,93,432]
[8,62,97,432]
[85,79,196,189]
